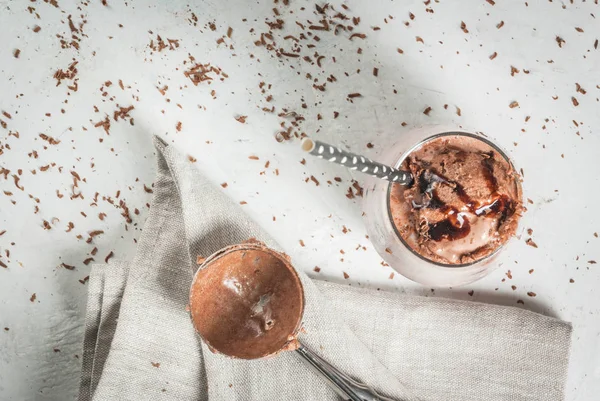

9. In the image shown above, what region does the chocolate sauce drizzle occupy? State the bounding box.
[418,155,515,242]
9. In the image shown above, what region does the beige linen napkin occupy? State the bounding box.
[79,136,572,401]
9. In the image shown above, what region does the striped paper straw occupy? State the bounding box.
[302,138,413,185]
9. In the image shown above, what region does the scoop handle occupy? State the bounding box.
[302,138,413,186]
[295,342,398,401]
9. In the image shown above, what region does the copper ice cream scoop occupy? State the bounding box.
[189,242,396,401]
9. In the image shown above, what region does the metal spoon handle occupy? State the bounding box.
[302,138,413,186]
[295,342,397,401]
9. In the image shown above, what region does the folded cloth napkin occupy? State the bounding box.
[79,137,572,401]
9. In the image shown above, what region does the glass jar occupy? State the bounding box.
[362,126,522,287]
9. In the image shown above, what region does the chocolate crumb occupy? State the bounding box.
[496,21,504,29]
[310,176,320,186]
[313,266,321,273]
[509,101,519,108]
[220,183,228,188]
[385,248,392,254]
[61,263,75,270]
[299,240,305,247]
[372,67,379,77]
[556,36,565,48]
[489,52,497,60]
[517,299,524,305]
[151,362,160,368]
[468,290,474,296]
[571,97,579,107]
[366,143,374,149]
[575,83,586,94]
[529,269,534,274]
[235,115,247,123]
[143,184,153,193]
[460,21,469,34]
[527,291,536,297]
[86,230,104,244]
[347,93,362,99]
[569,278,575,283]
[352,181,363,197]
[105,251,114,263]
[388,272,395,279]
[176,122,182,132]
[423,106,432,116]
[83,258,94,265]
[94,117,111,135]
[30,293,36,303]
[525,238,538,248]
[349,33,366,40]
[13,49,21,58]
[33,25,41,33]
[343,272,349,279]
[39,133,60,145]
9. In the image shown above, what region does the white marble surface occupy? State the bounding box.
[1,0,599,400]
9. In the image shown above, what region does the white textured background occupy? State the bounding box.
[0,0,598,400]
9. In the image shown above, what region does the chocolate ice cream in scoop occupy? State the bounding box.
[191,244,404,399]
[389,134,522,265]
[189,243,304,359]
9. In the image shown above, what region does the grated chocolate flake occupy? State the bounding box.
[61,263,75,271]
[86,230,104,244]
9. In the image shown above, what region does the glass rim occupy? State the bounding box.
[385,130,520,269]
